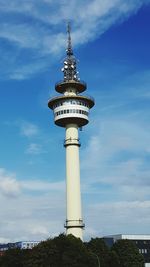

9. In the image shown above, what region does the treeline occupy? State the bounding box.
[0,234,144,267]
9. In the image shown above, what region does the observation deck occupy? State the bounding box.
[48,94,94,109]
[48,94,95,127]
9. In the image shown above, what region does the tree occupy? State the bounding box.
[86,237,112,267]
[0,235,144,267]
[111,239,145,267]
[108,250,120,267]
[26,234,96,267]
[0,248,29,267]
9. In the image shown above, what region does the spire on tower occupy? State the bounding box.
[66,22,73,56]
[61,22,79,82]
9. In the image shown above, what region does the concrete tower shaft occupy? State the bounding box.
[48,24,94,240]
[64,124,84,238]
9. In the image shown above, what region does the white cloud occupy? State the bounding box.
[82,117,150,169]
[21,180,65,192]
[0,0,149,79]
[0,168,21,197]
[0,192,65,242]
[84,200,150,239]
[0,167,65,241]
[0,154,150,242]
[20,121,39,137]
[28,225,49,236]
[25,143,43,155]
[0,237,11,243]
[80,112,150,205]
[9,60,49,80]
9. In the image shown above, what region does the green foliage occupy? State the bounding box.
[25,234,95,267]
[0,235,145,267]
[112,239,145,267]
[86,238,109,267]
[0,248,29,267]
[108,250,120,267]
[86,237,119,267]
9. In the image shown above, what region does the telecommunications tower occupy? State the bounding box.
[48,24,94,240]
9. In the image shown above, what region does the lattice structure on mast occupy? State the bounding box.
[61,23,80,82]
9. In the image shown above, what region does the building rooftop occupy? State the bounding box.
[103,234,150,240]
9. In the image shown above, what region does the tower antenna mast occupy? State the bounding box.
[66,22,73,56]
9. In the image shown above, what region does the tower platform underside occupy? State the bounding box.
[54,116,88,127]
[55,80,86,94]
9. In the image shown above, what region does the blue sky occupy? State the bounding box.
[0,0,150,242]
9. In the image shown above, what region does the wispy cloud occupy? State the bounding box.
[81,116,150,190]
[20,121,40,137]
[25,143,43,155]
[0,168,21,197]
[80,67,150,203]
[0,237,11,243]
[0,0,149,79]
[85,200,150,238]
[0,167,65,241]
[21,179,65,192]
[5,120,40,137]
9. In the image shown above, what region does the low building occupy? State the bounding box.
[103,234,150,267]
[15,241,40,249]
[0,241,40,255]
